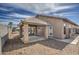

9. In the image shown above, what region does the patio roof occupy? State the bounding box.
[22,17,49,25]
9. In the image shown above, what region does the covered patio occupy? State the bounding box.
[20,17,50,43]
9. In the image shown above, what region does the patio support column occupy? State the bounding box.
[22,24,29,43]
[8,26,12,39]
[44,26,48,39]
[20,24,23,38]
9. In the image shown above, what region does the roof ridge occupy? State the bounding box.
[36,14,79,26]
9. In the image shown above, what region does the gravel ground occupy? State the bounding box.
[2,37,79,55]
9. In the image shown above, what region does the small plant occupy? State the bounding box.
[8,22,13,29]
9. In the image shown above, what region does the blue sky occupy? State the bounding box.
[0,3,79,25]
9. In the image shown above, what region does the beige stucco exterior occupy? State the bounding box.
[20,18,49,43]
[36,15,79,39]
[36,15,64,39]
[19,15,79,43]
[21,24,29,43]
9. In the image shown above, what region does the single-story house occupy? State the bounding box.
[19,15,79,43]
[36,15,79,39]
[19,17,53,43]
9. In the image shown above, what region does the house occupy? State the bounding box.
[19,15,79,43]
[19,17,53,43]
[36,15,79,39]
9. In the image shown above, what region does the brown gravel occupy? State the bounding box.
[2,37,79,55]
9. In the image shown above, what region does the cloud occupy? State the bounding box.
[0,19,19,25]
[53,6,74,12]
[8,13,33,18]
[0,3,79,25]
[0,3,36,21]
[11,3,55,14]
[0,3,75,15]
[13,3,75,14]
[0,8,11,11]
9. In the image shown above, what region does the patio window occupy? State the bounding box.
[64,26,66,34]
[28,25,37,36]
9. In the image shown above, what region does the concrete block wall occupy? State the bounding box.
[0,24,8,54]
[0,37,2,54]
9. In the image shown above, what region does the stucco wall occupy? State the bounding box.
[0,24,8,54]
[36,15,79,39]
[36,16,64,39]
[63,21,77,35]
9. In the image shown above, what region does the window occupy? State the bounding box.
[50,33,52,35]
[64,26,66,34]
[48,25,53,36]
[50,26,52,29]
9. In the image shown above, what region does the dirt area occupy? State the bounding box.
[2,37,79,55]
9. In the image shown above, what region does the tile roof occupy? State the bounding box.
[22,17,49,25]
[36,15,79,26]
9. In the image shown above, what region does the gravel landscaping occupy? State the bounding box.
[2,37,79,55]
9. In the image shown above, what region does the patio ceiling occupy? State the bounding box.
[23,17,49,25]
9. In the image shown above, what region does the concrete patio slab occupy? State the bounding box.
[53,34,79,45]
[29,36,45,43]
[71,36,79,44]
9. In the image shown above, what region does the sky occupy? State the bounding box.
[0,3,79,25]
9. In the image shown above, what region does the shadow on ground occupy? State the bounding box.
[3,38,68,53]
[2,35,36,52]
[3,34,79,53]
[38,39,68,50]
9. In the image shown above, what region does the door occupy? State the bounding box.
[48,25,53,37]
[28,26,37,36]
